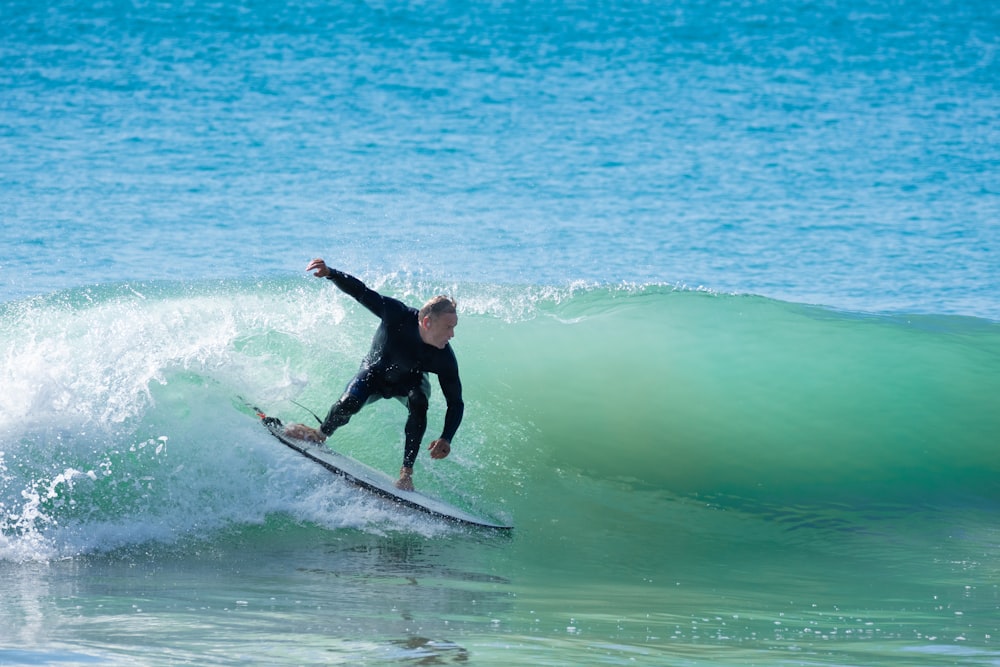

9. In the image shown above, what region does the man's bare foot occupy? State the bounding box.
[285,423,326,443]
[395,467,414,491]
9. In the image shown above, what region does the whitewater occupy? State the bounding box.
[2,0,999,664]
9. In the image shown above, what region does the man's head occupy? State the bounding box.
[418,295,458,349]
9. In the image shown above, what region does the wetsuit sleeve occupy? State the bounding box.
[438,368,464,443]
[325,269,386,317]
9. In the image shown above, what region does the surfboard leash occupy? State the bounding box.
[291,400,323,426]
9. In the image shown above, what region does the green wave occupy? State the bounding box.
[2,279,998,558]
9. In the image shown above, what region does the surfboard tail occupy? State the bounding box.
[241,398,284,429]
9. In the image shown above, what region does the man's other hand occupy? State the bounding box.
[428,438,451,460]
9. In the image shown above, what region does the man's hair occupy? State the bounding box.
[419,295,457,320]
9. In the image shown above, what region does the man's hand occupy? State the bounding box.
[285,423,326,443]
[428,438,451,460]
[306,258,331,278]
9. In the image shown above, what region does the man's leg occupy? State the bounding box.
[396,375,431,490]
[402,385,429,468]
[320,369,375,437]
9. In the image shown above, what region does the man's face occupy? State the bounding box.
[421,312,458,349]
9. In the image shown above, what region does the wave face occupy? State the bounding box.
[2,278,998,561]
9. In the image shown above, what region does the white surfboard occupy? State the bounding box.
[254,408,512,531]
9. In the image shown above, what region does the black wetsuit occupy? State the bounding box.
[320,270,464,469]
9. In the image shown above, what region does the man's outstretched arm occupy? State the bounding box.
[307,258,387,317]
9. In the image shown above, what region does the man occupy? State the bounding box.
[284,258,464,491]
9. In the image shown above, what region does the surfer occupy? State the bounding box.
[284,259,463,492]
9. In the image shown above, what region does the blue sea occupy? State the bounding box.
[2,0,999,664]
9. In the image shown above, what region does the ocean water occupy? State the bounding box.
[2,0,999,665]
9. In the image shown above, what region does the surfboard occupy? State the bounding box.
[252,407,513,531]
